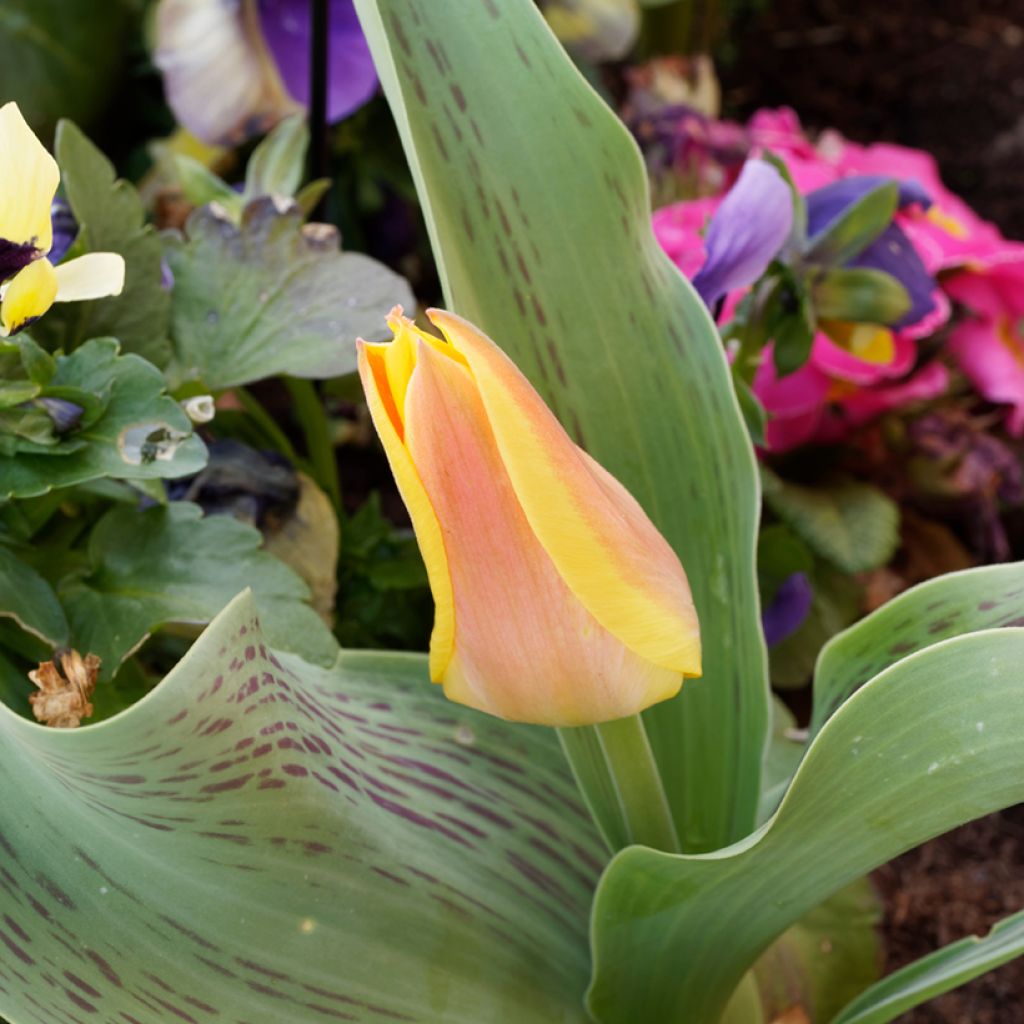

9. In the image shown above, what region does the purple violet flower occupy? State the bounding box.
[762,571,813,647]
[691,159,794,306]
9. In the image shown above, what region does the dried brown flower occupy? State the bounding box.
[28,649,100,728]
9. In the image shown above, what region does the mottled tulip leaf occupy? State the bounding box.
[164,198,415,389]
[355,0,769,852]
[588,628,1024,1022]
[761,468,900,575]
[811,562,1024,738]
[0,545,69,647]
[0,591,603,1023]
[0,0,134,138]
[58,502,339,685]
[33,120,172,366]
[0,338,206,500]
[830,907,1024,1024]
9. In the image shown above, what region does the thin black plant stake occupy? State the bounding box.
[309,0,330,220]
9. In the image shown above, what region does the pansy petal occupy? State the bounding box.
[52,253,126,303]
[850,222,936,327]
[0,259,57,336]
[404,338,683,725]
[427,309,701,677]
[0,103,59,256]
[691,158,793,305]
[356,341,455,677]
[257,0,378,122]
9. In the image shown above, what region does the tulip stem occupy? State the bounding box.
[286,377,342,512]
[594,714,681,853]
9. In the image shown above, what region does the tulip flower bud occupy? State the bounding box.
[357,307,701,727]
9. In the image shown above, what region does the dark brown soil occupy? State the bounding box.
[872,805,1024,1021]
[724,0,1024,239]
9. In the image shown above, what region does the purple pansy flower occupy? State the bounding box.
[806,176,937,328]
[761,571,814,647]
[155,0,377,145]
[691,159,794,306]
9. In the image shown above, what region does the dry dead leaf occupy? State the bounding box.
[28,649,100,728]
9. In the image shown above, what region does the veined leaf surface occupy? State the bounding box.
[0,592,603,1023]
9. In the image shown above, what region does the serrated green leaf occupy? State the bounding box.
[588,627,1024,1023]
[812,267,911,324]
[762,468,900,574]
[0,591,603,1023]
[33,120,172,365]
[830,907,1024,1024]
[356,0,768,853]
[0,545,69,647]
[164,198,414,389]
[0,338,206,499]
[805,182,898,268]
[811,562,1024,738]
[58,501,338,688]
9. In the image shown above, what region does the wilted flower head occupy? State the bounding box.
[154,0,377,145]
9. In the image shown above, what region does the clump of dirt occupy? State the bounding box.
[872,805,1024,1022]
[723,0,1024,239]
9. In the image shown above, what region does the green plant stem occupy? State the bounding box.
[286,377,342,512]
[595,714,681,853]
[235,387,301,465]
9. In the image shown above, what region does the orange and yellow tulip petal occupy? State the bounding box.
[357,340,455,679]
[0,103,59,253]
[403,339,683,725]
[426,309,701,678]
[1,259,58,336]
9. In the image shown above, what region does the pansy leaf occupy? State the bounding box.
[0,338,207,499]
[243,114,310,203]
[761,468,900,574]
[57,501,339,688]
[33,120,172,366]
[0,0,134,137]
[0,591,602,1023]
[0,545,69,648]
[164,198,415,389]
[588,627,1024,1022]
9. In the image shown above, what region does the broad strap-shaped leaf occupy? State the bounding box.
[34,120,172,366]
[355,0,768,852]
[0,591,604,1023]
[588,628,1024,1023]
[0,338,207,499]
[830,907,1024,1024]
[58,502,339,685]
[164,198,414,389]
[811,563,1024,737]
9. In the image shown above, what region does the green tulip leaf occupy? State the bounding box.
[830,907,1024,1024]
[355,0,769,853]
[164,198,414,390]
[811,562,1024,738]
[0,338,207,500]
[0,591,602,1023]
[57,502,338,688]
[34,120,172,366]
[588,627,1024,1023]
